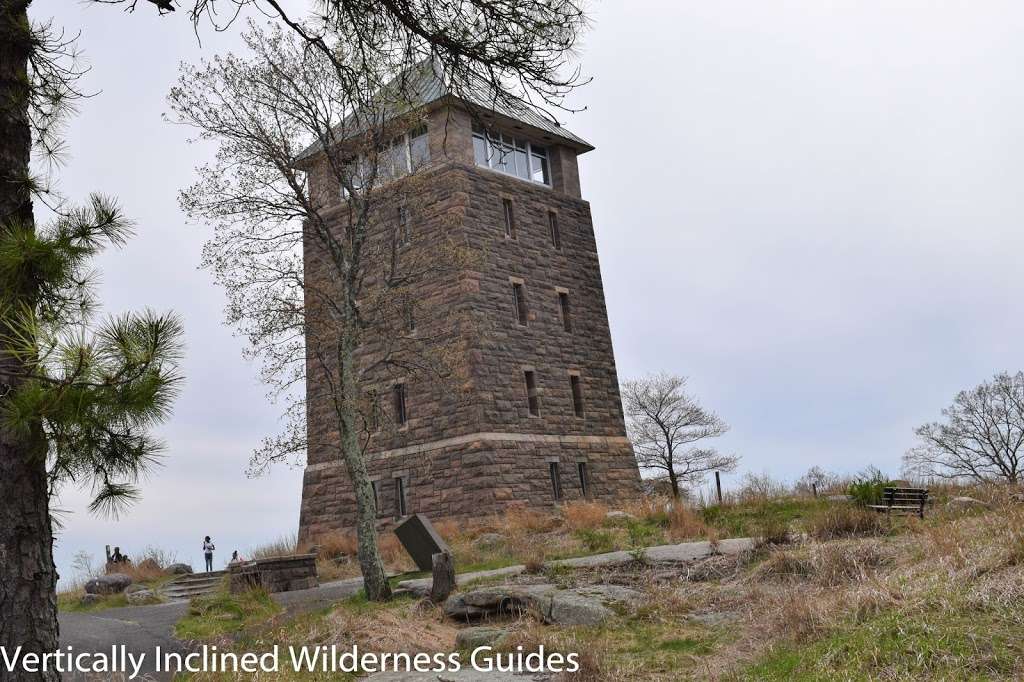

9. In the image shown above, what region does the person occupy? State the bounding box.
[229,550,244,564]
[202,536,216,572]
[110,547,127,564]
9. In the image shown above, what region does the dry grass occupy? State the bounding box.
[563,501,610,531]
[807,504,887,541]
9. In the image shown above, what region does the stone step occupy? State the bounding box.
[159,571,228,602]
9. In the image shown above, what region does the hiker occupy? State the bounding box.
[110,547,129,564]
[202,536,216,572]
[229,550,244,564]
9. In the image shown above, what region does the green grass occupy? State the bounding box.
[701,499,827,537]
[737,602,1023,681]
[58,592,130,613]
[174,589,282,640]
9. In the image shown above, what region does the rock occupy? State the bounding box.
[126,589,157,605]
[605,510,636,524]
[947,496,989,510]
[547,592,613,626]
[166,563,193,575]
[826,494,852,502]
[473,533,506,549]
[443,584,556,621]
[79,594,102,607]
[124,584,148,594]
[455,626,509,650]
[1009,492,1024,504]
[84,573,132,595]
[572,584,643,607]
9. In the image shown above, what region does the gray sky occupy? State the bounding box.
[43,1,1024,581]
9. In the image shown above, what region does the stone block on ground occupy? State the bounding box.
[947,496,988,510]
[393,514,451,572]
[126,589,158,605]
[166,563,193,575]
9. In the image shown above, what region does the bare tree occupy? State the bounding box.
[169,24,475,601]
[621,373,738,499]
[903,371,1024,484]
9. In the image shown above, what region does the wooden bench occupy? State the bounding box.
[867,487,929,518]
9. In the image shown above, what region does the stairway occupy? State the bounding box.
[159,570,228,602]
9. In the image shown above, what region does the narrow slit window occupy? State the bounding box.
[393,383,407,426]
[548,211,561,250]
[394,477,407,517]
[524,370,540,416]
[405,301,416,333]
[577,462,590,498]
[512,282,528,326]
[371,480,380,514]
[502,198,516,240]
[558,292,572,332]
[570,374,584,417]
[367,389,381,432]
[550,462,563,501]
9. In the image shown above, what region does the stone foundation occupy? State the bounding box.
[298,434,641,544]
[228,554,319,594]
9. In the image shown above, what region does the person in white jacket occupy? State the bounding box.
[202,536,216,572]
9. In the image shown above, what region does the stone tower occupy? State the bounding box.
[298,76,642,542]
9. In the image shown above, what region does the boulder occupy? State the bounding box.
[126,589,157,605]
[455,626,509,650]
[826,494,852,502]
[947,496,989,510]
[166,563,193,575]
[1010,492,1024,504]
[443,583,635,627]
[124,584,148,594]
[604,511,636,524]
[79,594,102,607]
[84,573,132,595]
[547,592,613,626]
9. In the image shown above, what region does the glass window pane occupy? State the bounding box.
[409,126,429,170]
[473,134,489,167]
[531,148,549,184]
[514,146,529,179]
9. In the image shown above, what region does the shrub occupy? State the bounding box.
[626,520,661,549]
[809,505,886,541]
[575,528,616,553]
[847,466,891,506]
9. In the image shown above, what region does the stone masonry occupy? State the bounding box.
[298,98,642,544]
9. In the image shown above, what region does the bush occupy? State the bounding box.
[575,528,616,553]
[809,505,886,541]
[847,467,892,506]
[563,501,609,531]
[753,515,792,547]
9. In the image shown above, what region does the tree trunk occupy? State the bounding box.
[668,470,680,499]
[0,2,62,678]
[336,336,391,602]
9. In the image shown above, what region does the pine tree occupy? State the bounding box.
[0,5,183,675]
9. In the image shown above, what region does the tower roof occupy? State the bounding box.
[294,60,593,165]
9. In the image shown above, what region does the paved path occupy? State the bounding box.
[59,537,752,680]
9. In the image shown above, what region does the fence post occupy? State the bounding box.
[715,471,723,505]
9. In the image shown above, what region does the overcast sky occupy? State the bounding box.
[42,1,1024,581]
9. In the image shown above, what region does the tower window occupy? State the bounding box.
[393,383,407,426]
[570,373,584,417]
[394,477,407,517]
[405,301,416,333]
[524,370,540,417]
[548,211,561,250]
[550,462,563,501]
[558,292,572,332]
[577,462,590,498]
[371,480,380,514]
[512,282,528,326]
[472,124,550,186]
[502,198,517,240]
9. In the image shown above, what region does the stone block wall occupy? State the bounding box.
[229,555,318,594]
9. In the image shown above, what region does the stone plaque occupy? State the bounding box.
[394,514,451,572]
